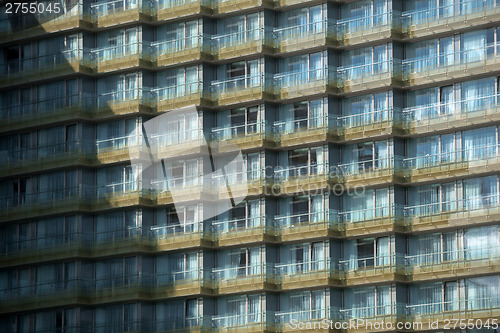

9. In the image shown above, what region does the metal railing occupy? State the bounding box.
[276,308,331,323]
[274,114,339,135]
[213,26,274,49]
[150,221,204,237]
[211,121,269,140]
[274,163,329,179]
[212,263,274,280]
[406,245,500,266]
[210,73,274,94]
[338,156,402,176]
[91,0,153,16]
[337,11,400,34]
[274,67,336,87]
[407,296,500,315]
[96,87,153,108]
[275,210,339,227]
[212,312,273,328]
[340,304,399,319]
[96,135,141,153]
[276,259,338,275]
[338,59,399,81]
[92,41,152,62]
[152,81,202,100]
[339,204,404,223]
[340,108,401,128]
[275,19,337,41]
[157,0,213,9]
[339,253,405,271]
[212,215,268,233]
[153,34,212,54]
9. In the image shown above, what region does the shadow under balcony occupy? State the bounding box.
[0,49,93,88]
[339,157,406,189]
[150,222,215,252]
[276,210,342,242]
[0,0,92,43]
[340,205,407,238]
[213,263,279,294]
[157,0,214,21]
[211,122,277,152]
[154,35,214,68]
[275,20,339,54]
[154,83,213,112]
[340,108,405,142]
[214,28,276,61]
[407,246,500,281]
[274,115,340,148]
[92,42,153,74]
[0,93,94,133]
[337,12,403,46]
[403,0,500,39]
[338,60,403,94]
[403,95,500,135]
[403,46,500,88]
[96,135,142,165]
[275,165,340,196]
[0,140,96,178]
[211,74,276,107]
[340,254,408,286]
[276,67,339,100]
[95,88,155,118]
[405,195,500,232]
[213,216,279,247]
[155,270,215,298]
[277,260,343,290]
[91,0,154,28]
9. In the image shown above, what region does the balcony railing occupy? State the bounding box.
[406,245,500,266]
[150,221,205,238]
[155,317,211,331]
[274,114,339,135]
[403,43,500,75]
[153,34,212,55]
[275,210,339,228]
[210,73,274,94]
[337,11,400,34]
[407,296,500,315]
[338,156,402,177]
[156,268,207,285]
[276,307,331,324]
[212,26,274,49]
[212,311,273,329]
[404,194,500,218]
[404,144,500,169]
[96,87,153,108]
[211,121,271,141]
[212,263,274,280]
[274,66,336,87]
[91,0,153,16]
[403,93,500,123]
[213,216,269,233]
[338,59,400,81]
[92,41,152,62]
[157,0,213,9]
[274,163,329,180]
[276,259,338,275]
[152,81,202,100]
[339,253,406,271]
[96,135,141,153]
[402,0,500,28]
[340,303,399,319]
[340,204,404,223]
[274,19,337,41]
[340,108,401,129]
[0,232,92,256]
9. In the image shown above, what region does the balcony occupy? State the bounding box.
[93,273,154,304]
[211,74,276,106]
[0,186,94,222]
[406,297,500,329]
[157,0,214,21]
[277,308,333,333]
[91,0,154,28]
[0,140,95,177]
[93,227,152,258]
[0,49,93,88]
[213,216,278,247]
[338,60,403,93]
[96,134,141,165]
[339,156,405,188]
[338,11,403,46]
[404,145,500,183]
[403,0,500,39]
[340,108,405,141]
[212,122,277,152]
[216,0,275,15]
[212,312,277,333]
[403,44,500,87]
[405,194,500,232]
[403,94,500,135]
[213,27,275,60]
[275,164,339,195]
[0,1,92,43]
[153,177,216,205]
[339,304,401,333]
[155,317,212,333]
[340,254,407,286]
[274,115,340,148]
[153,130,208,160]
[0,93,94,133]
[213,171,275,201]
[151,222,215,251]
[213,263,279,294]
[275,20,339,54]
[340,205,407,237]
[92,42,153,73]
[154,82,213,112]
[95,87,155,117]
[277,260,342,290]
[276,210,342,242]
[407,246,500,281]
[154,35,214,68]
[155,269,214,298]
[275,67,338,100]
[95,181,154,210]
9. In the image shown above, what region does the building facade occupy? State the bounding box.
[1,0,500,331]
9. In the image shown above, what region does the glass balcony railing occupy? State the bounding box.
[152,82,202,100]
[92,42,153,63]
[151,175,203,193]
[155,317,210,332]
[275,19,337,42]
[338,59,400,82]
[213,27,274,49]
[274,67,336,88]
[96,180,142,198]
[403,43,500,76]
[156,268,206,285]
[153,34,212,56]
[0,277,91,300]
[402,0,500,28]
[403,93,499,124]
[150,221,205,238]
[0,93,94,122]
[276,307,331,324]
[276,259,338,276]
[404,144,500,169]
[212,216,269,234]
[407,297,500,315]
[404,194,500,218]
[0,232,92,256]
[339,304,400,319]
[96,135,141,153]
[157,0,213,10]
[91,0,153,17]
[210,73,274,95]
[274,163,329,180]
[340,108,402,129]
[211,121,273,141]
[96,87,153,108]
[339,253,405,271]
[95,226,143,243]
[406,245,500,266]
[274,115,339,135]
[338,156,403,177]
[337,11,401,35]
[275,210,339,228]
[212,312,273,329]
[212,263,273,280]
[150,129,204,146]
[339,204,404,223]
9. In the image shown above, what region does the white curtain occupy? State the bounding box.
[462,30,486,63]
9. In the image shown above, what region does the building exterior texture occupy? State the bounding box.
[1,0,500,331]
